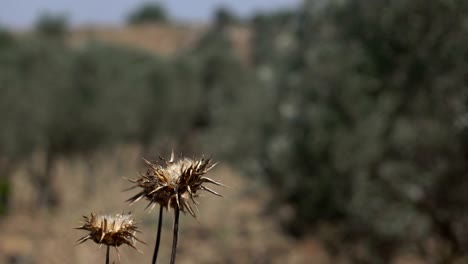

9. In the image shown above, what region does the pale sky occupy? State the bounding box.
[0,0,301,29]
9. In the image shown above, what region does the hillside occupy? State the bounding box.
[67,23,251,62]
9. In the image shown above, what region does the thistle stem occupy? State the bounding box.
[151,205,164,264]
[105,245,110,264]
[170,198,180,264]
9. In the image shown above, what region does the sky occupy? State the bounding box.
[0,0,301,29]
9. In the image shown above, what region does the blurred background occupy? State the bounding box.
[1,0,468,263]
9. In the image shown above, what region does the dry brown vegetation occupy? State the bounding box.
[0,145,429,263]
[0,145,319,264]
[67,23,251,62]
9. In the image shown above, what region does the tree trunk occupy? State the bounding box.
[35,151,60,209]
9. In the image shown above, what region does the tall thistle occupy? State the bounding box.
[126,151,224,264]
[75,213,144,264]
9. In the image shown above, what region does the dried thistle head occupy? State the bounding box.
[126,151,224,217]
[75,212,144,251]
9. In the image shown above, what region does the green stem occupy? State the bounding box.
[151,205,164,264]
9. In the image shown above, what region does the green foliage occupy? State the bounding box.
[250,9,297,66]
[0,28,13,48]
[35,13,68,39]
[127,4,168,24]
[0,35,186,160]
[213,7,239,28]
[193,28,265,161]
[0,25,206,208]
[229,0,468,259]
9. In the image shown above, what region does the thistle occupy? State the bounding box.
[75,212,144,263]
[126,151,224,264]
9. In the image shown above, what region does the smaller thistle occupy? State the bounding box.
[75,212,144,253]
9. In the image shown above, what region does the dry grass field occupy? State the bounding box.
[0,145,322,264]
[0,145,429,263]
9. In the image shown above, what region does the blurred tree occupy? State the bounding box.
[0,178,9,215]
[127,3,168,24]
[202,42,262,158]
[35,13,67,41]
[241,0,468,262]
[0,37,183,208]
[0,27,13,48]
[250,9,297,66]
[213,6,239,28]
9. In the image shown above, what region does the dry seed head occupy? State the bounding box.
[75,212,143,251]
[126,152,224,217]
